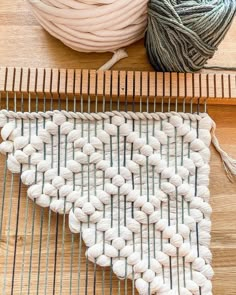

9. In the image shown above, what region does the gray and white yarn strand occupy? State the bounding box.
[145,0,236,72]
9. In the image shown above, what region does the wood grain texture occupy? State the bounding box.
[0,1,236,295]
[1,67,236,105]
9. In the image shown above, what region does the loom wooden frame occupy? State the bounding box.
[0,66,236,295]
[0,67,236,105]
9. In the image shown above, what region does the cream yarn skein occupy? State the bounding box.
[28,0,148,70]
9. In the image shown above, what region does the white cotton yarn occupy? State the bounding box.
[0,110,215,295]
[28,0,148,69]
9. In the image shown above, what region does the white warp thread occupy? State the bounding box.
[0,110,214,295]
[28,0,148,70]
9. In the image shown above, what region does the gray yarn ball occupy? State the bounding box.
[145,0,236,72]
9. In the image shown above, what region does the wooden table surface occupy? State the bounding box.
[0,1,236,295]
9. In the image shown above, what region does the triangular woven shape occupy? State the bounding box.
[0,110,214,295]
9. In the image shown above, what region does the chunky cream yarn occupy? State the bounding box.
[28,0,148,69]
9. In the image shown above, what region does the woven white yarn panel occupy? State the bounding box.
[0,111,214,295]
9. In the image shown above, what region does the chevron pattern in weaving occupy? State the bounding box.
[0,110,214,295]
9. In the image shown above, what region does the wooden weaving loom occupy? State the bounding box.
[0,67,236,295]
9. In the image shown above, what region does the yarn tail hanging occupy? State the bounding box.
[145,0,236,72]
[98,49,128,71]
[211,120,236,182]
